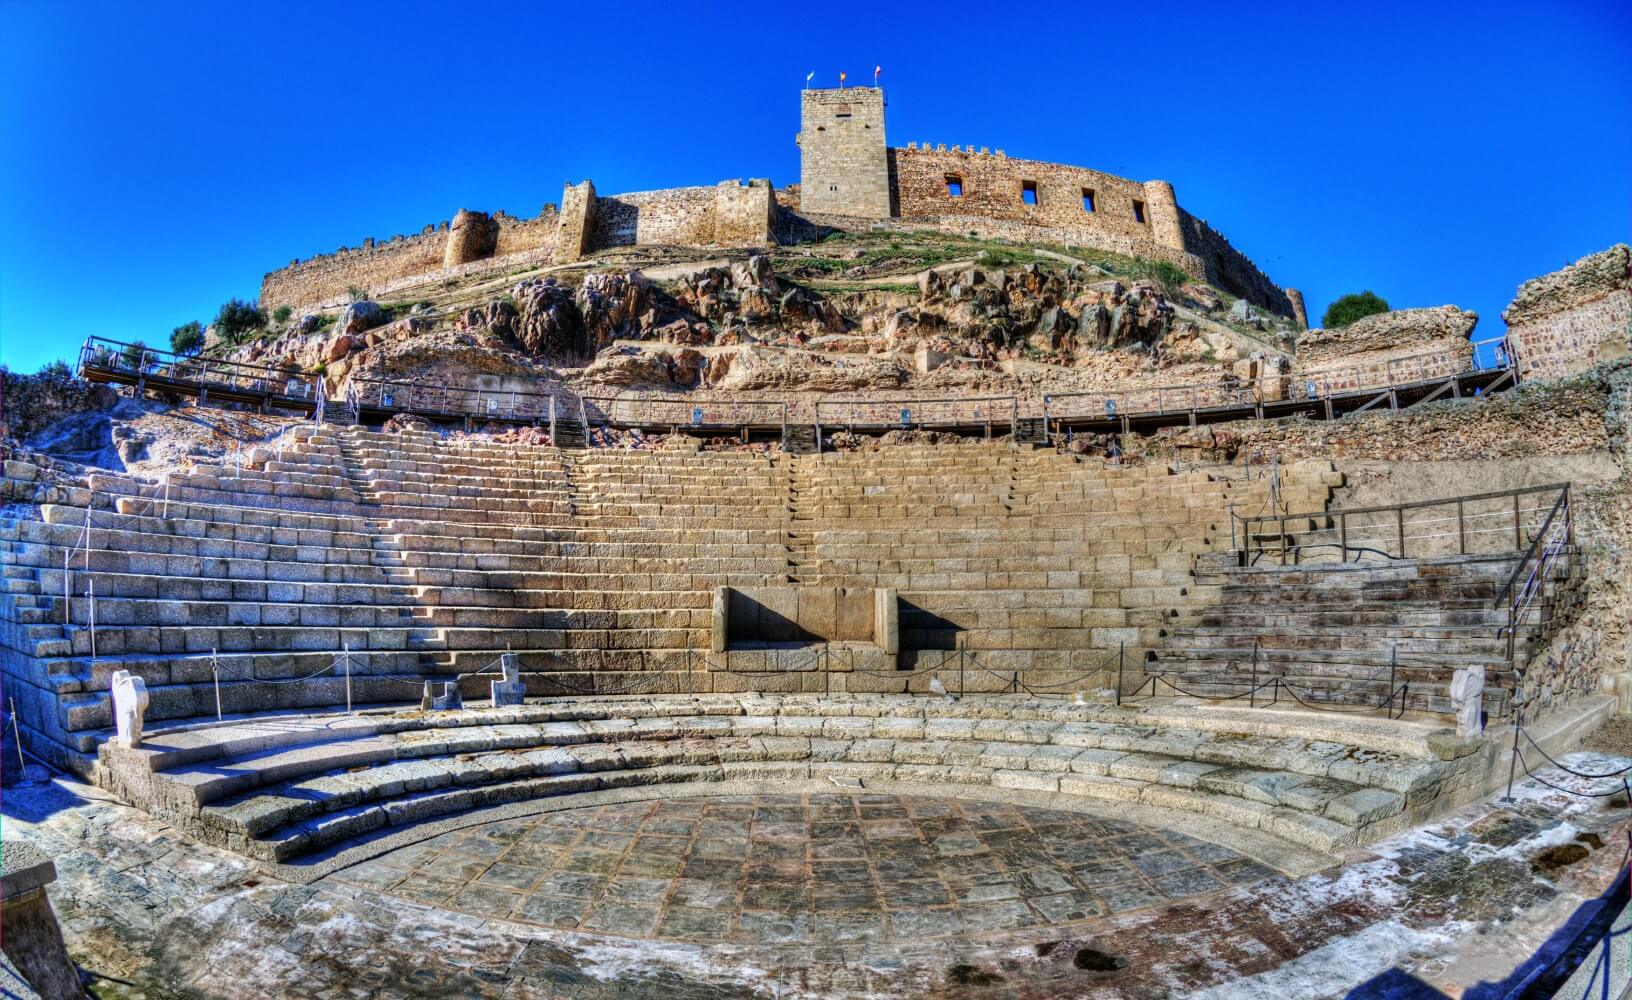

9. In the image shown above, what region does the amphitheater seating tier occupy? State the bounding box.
[92,694,1491,866]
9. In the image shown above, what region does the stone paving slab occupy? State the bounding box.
[329,793,1274,946]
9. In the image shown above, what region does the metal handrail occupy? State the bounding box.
[1493,487,1573,662]
[78,336,321,402]
[1237,483,1569,565]
[328,334,1514,435]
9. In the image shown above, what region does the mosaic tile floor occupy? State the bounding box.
[332,793,1277,944]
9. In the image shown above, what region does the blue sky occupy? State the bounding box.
[2,1,1628,373]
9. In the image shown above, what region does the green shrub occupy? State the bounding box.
[272,304,293,324]
[213,298,266,343]
[35,359,73,380]
[1322,291,1390,329]
[171,320,205,355]
[120,340,151,368]
[1132,259,1191,296]
[347,286,369,303]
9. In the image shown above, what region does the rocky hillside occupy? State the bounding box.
[216,230,1299,400]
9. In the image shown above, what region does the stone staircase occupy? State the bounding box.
[1151,551,1569,716]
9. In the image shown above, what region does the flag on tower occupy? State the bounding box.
[874,65,881,86]
[805,71,814,88]
[839,70,847,87]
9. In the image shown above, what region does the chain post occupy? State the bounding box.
[212,648,223,721]
[344,640,353,714]
[1115,642,1124,707]
[9,697,25,775]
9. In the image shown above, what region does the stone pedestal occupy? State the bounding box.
[1,840,85,998]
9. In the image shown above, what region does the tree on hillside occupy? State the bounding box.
[120,340,151,369]
[35,359,73,380]
[213,298,266,344]
[171,320,205,355]
[1321,291,1390,329]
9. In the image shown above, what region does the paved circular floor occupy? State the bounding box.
[331,793,1277,944]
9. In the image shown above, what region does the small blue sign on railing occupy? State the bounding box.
[1306,380,1318,400]
[1105,399,1117,417]
[692,407,703,426]
[899,408,911,427]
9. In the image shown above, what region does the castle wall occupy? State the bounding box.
[492,210,560,259]
[1176,211,1294,317]
[891,146,1154,239]
[261,231,447,312]
[590,186,719,249]
[1504,244,1632,380]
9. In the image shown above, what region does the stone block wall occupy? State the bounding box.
[1504,244,1632,380]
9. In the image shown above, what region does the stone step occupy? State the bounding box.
[97,697,1463,863]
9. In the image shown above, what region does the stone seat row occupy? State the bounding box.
[95,694,1478,865]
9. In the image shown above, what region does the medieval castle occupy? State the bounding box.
[261,87,1305,327]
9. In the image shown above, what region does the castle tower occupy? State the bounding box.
[1140,180,1186,253]
[797,87,890,219]
[1286,288,1309,330]
[443,209,498,269]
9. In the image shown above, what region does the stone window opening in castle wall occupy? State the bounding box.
[1021,181,1038,206]
[1082,188,1096,213]
[1132,199,1146,224]
[945,175,963,198]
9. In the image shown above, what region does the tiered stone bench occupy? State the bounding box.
[92,694,1490,870]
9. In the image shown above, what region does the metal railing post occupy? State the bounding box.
[1388,643,1396,714]
[344,641,353,714]
[1500,695,1522,802]
[212,648,223,721]
[1250,637,1258,707]
[1513,493,1522,548]
[1116,642,1124,706]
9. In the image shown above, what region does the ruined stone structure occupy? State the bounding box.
[1504,243,1632,380]
[1296,305,1479,393]
[260,88,1297,319]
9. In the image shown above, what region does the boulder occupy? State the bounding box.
[337,300,386,337]
[512,278,586,359]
